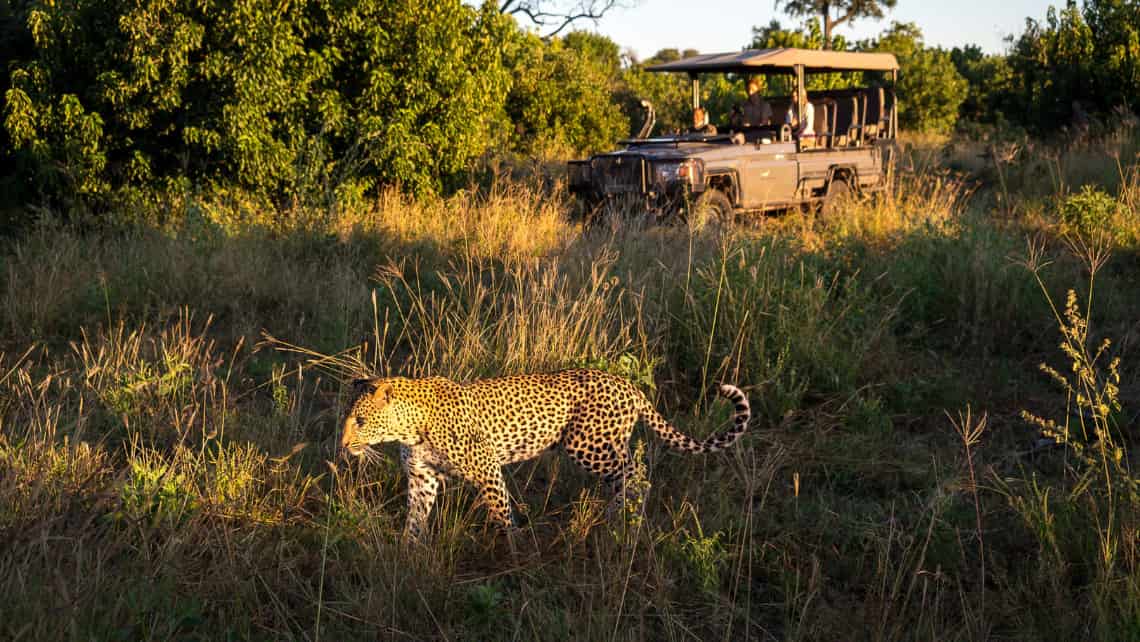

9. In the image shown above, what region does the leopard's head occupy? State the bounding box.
[340,377,406,458]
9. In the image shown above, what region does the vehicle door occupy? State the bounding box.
[738,141,798,209]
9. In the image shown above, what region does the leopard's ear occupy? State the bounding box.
[377,382,393,402]
[352,377,379,395]
[352,377,392,400]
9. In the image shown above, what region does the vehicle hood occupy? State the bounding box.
[596,141,723,161]
[591,138,793,163]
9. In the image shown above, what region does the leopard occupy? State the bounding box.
[339,368,751,540]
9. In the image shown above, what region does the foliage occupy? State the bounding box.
[777,0,897,45]
[863,22,967,134]
[1007,2,1097,132]
[505,30,628,156]
[618,63,690,136]
[751,18,858,92]
[1058,185,1120,238]
[998,0,1140,134]
[618,48,699,136]
[950,44,1017,125]
[617,47,742,137]
[1,0,516,213]
[757,15,850,52]
[115,456,200,529]
[744,19,966,134]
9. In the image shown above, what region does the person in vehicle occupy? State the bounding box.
[786,93,815,139]
[691,107,718,135]
[731,75,773,128]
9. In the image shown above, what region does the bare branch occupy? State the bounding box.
[503,0,622,38]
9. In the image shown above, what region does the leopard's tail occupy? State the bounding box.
[642,384,750,454]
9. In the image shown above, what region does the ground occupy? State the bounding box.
[1,131,1139,640]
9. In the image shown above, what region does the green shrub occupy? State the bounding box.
[505,31,629,156]
[2,0,516,213]
[115,457,200,528]
[865,22,967,134]
[1058,185,1120,238]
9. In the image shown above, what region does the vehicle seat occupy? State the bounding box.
[863,87,887,139]
[812,99,837,148]
[768,98,791,127]
[833,95,860,147]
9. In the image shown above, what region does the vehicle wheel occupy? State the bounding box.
[690,189,734,229]
[577,199,607,228]
[569,196,598,223]
[820,177,852,217]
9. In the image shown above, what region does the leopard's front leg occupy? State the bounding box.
[427,425,516,533]
[471,461,519,555]
[473,464,515,530]
[400,445,442,542]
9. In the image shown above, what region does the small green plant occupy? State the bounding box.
[679,526,726,594]
[1020,288,1128,492]
[664,502,727,595]
[1058,185,1120,239]
[115,458,200,528]
[270,363,291,417]
[847,394,893,435]
[464,582,506,634]
[610,440,651,544]
[1017,236,1137,638]
[103,355,193,417]
[574,352,659,391]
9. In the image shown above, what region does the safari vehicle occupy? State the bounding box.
[567,48,900,221]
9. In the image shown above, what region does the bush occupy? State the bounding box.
[2,0,517,213]
[864,22,967,134]
[505,31,629,157]
[1058,185,1121,238]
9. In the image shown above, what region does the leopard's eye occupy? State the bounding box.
[355,416,366,428]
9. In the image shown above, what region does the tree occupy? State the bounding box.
[951,44,1015,124]
[751,18,856,91]
[863,22,966,133]
[2,0,519,213]
[776,0,897,48]
[505,31,628,155]
[500,0,623,37]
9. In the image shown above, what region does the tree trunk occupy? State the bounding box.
[822,1,833,49]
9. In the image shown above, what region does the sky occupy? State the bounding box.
[561,0,1057,60]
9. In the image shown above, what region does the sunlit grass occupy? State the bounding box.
[1,132,1138,638]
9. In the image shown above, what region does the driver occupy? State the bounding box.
[731,75,773,128]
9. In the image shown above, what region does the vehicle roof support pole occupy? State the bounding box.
[891,69,898,137]
[795,64,805,125]
[690,74,700,110]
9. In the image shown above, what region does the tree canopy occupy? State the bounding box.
[777,0,898,48]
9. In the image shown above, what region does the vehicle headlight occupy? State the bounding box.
[652,159,703,188]
[656,160,679,185]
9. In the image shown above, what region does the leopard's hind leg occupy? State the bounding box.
[561,413,647,514]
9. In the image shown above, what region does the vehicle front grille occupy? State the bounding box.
[591,155,645,194]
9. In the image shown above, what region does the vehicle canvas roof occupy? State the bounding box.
[645,48,899,74]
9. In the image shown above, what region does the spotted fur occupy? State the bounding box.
[340,369,750,540]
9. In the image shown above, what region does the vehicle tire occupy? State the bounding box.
[691,189,734,229]
[820,177,852,217]
[569,196,598,223]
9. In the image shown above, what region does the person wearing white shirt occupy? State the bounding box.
[786,99,815,138]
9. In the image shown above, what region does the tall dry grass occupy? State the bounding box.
[1,131,1139,639]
